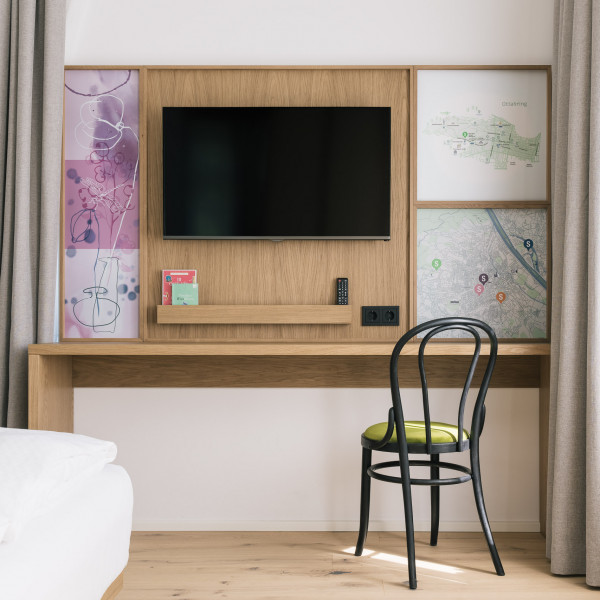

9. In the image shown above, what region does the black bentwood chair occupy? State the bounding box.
[355,317,505,589]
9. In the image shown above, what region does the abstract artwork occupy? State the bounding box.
[63,70,140,338]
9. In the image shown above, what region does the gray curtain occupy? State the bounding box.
[548,0,600,587]
[0,0,65,428]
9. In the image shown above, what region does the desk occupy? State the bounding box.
[28,341,550,533]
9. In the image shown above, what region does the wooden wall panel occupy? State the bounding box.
[28,355,74,431]
[144,68,410,342]
[72,355,539,388]
[539,355,550,535]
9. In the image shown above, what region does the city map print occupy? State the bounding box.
[417,69,547,201]
[423,108,541,171]
[417,208,547,339]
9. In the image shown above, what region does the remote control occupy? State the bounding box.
[336,278,349,305]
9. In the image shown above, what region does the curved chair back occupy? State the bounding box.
[390,317,498,454]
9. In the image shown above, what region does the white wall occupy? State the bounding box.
[65,0,552,66]
[67,0,553,531]
[76,387,539,531]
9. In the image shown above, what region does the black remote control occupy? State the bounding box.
[336,278,349,305]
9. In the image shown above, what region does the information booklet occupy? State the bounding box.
[162,270,197,305]
[171,283,199,306]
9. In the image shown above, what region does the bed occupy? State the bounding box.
[0,463,133,600]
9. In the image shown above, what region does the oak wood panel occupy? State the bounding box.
[539,355,550,536]
[156,304,352,325]
[146,65,415,70]
[28,355,74,431]
[145,68,410,342]
[119,532,588,599]
[139,68,148,341]
[29,342,551,356]
[71,355,540,388]
[101,572,124,600]
[414,201,551,208]
[409,67,417,327]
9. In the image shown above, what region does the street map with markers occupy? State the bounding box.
[416,208,547,338]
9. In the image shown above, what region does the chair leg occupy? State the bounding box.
[399,451,417,589]
[430,453,440,546]
[355,447,372,556]
[470,445,505,576]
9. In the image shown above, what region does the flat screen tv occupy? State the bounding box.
[162,107,391,240]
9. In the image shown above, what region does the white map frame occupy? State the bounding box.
[416,69,548,202]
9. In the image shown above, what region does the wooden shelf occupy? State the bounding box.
[155,305,353,325]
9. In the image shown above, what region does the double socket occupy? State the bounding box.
[361,306,400,326]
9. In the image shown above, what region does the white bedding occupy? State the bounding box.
[0,427,118,543]
[0,464,133,600]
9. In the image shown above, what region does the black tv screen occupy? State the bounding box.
[162,107,391,239]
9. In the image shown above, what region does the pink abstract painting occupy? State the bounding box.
[63,70,140,338]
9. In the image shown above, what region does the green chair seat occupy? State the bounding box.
[363,421,470,445]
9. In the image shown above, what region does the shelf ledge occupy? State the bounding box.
[156,304,353,325]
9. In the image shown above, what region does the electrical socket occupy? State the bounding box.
[361,306,400,326]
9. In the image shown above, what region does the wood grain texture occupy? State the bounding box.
[29,342,551,356]
[539,355,550,536]
[28,355,73,432]
[144,65,414,70]
[71,355,540,388]
[409,67,417,327]
[546,68,552,220]
[156,304,353,325]
[119,532,588,599]
[414,201,551,208]
[145,68,410,342]
[101,572,124,600]
[139,67,148,341]
[414,65,552,71]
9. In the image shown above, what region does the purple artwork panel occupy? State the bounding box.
[64,249,139,339]
[64,159,139,250]
[63,70,140,338]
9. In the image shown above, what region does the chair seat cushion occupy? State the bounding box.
[363,421,470,445]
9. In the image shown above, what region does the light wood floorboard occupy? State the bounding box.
[120,532,591,599]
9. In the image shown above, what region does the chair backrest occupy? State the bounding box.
[390,317,498,453]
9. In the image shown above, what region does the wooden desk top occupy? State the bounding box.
[29,342,550,357]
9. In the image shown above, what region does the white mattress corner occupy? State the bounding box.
[0,464,133,600]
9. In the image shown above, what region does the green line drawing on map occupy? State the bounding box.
[425,111,541,170]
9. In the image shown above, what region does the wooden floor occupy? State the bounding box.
[119,532,590,599]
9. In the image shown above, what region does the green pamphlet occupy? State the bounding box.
[171,283,199,305]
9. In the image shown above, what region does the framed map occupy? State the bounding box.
[416,208,547,339]
[416,69,548,202]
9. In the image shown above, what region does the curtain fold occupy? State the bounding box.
[0,0,65,428]
[548,0,600,586]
